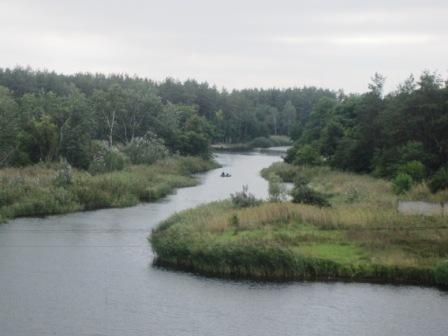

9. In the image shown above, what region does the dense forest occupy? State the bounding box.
[0,67,447,190]
[286,72,448,191]
[0,67,333,170]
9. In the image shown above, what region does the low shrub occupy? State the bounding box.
[291,184,330,207]
[397,160,426,182]
[123,132,168,165]
[429,167,448,193]
[229,214,240,234]
[53,159,73,187]
[230,185,262,208]
[290,173,329,207]
[249,137,274,148]
[392,173,413,194]
[89,141,127,174]
[267,173,287,202]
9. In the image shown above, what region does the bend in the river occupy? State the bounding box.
[1,149,447,336]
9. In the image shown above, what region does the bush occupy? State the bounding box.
[267,173,287,202]
[229,214,240,234]
[429,167,448,193]
[53,159,73,187]
[292,145,322,166]
[249,137,274,148]
[89,141,127,174]
[398,161,426,182]
[123,132,168,165]
[291,184,330,207]
[230,185,262,208]
[291,176,330,207]
[392,173,413,194]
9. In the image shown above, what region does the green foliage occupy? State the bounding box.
[397,160,426,182]
[291,183,330,207]
[290,173,330,207]
[53,159,73,187]
[268,135,292,146]
[123,132,168,165]
[249,137,273,148]
[60,91,93,169]
[268,173,287,201]
[0,66,447,186]
[229,214,240,234]
[177,131,210,157]
[392,173,413,194]
[0,86,19,167]
[285,72,448,180]
[28,114,59,162]
[230,185,262,208]
[429,167,448,193]
[291,145,322,166]
[150,197,445,285]
[373,142,430,178]
[434,261,448,286]
[0,156,217,220]
[261,162,298,182]
[89,141,127,174]
[398,141,428,163]
[0,67,337,158]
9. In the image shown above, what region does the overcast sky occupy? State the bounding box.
[0,0,447,92]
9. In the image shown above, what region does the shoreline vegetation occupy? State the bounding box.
[150,162,448,288]
[211,135,292,152]
[0,156,218,222]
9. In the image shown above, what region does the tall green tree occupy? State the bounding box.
[0,86,19,166]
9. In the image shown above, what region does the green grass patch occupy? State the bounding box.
[295,244,366,264]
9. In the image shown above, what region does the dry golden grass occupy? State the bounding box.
[405,182,448,202]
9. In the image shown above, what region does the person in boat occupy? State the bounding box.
[225,173,231,177]
[221,172,226,177]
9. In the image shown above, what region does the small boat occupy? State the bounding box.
[220,172,232,177]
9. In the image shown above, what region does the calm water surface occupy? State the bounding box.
[1,151,447,336]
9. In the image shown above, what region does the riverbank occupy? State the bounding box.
[211,135,292,152]
[150,163,448,287]
[0,156,218,222]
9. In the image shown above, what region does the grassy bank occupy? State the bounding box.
[150,163,448,287]
[0,156,218,222]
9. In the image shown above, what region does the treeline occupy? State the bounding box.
[286,72,448,191]
[0,67,334,169]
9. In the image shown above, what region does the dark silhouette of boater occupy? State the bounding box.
[221,172,231,177]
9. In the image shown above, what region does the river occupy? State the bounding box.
[0,150,447,336]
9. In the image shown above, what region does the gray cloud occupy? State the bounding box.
[0,0,447,92]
